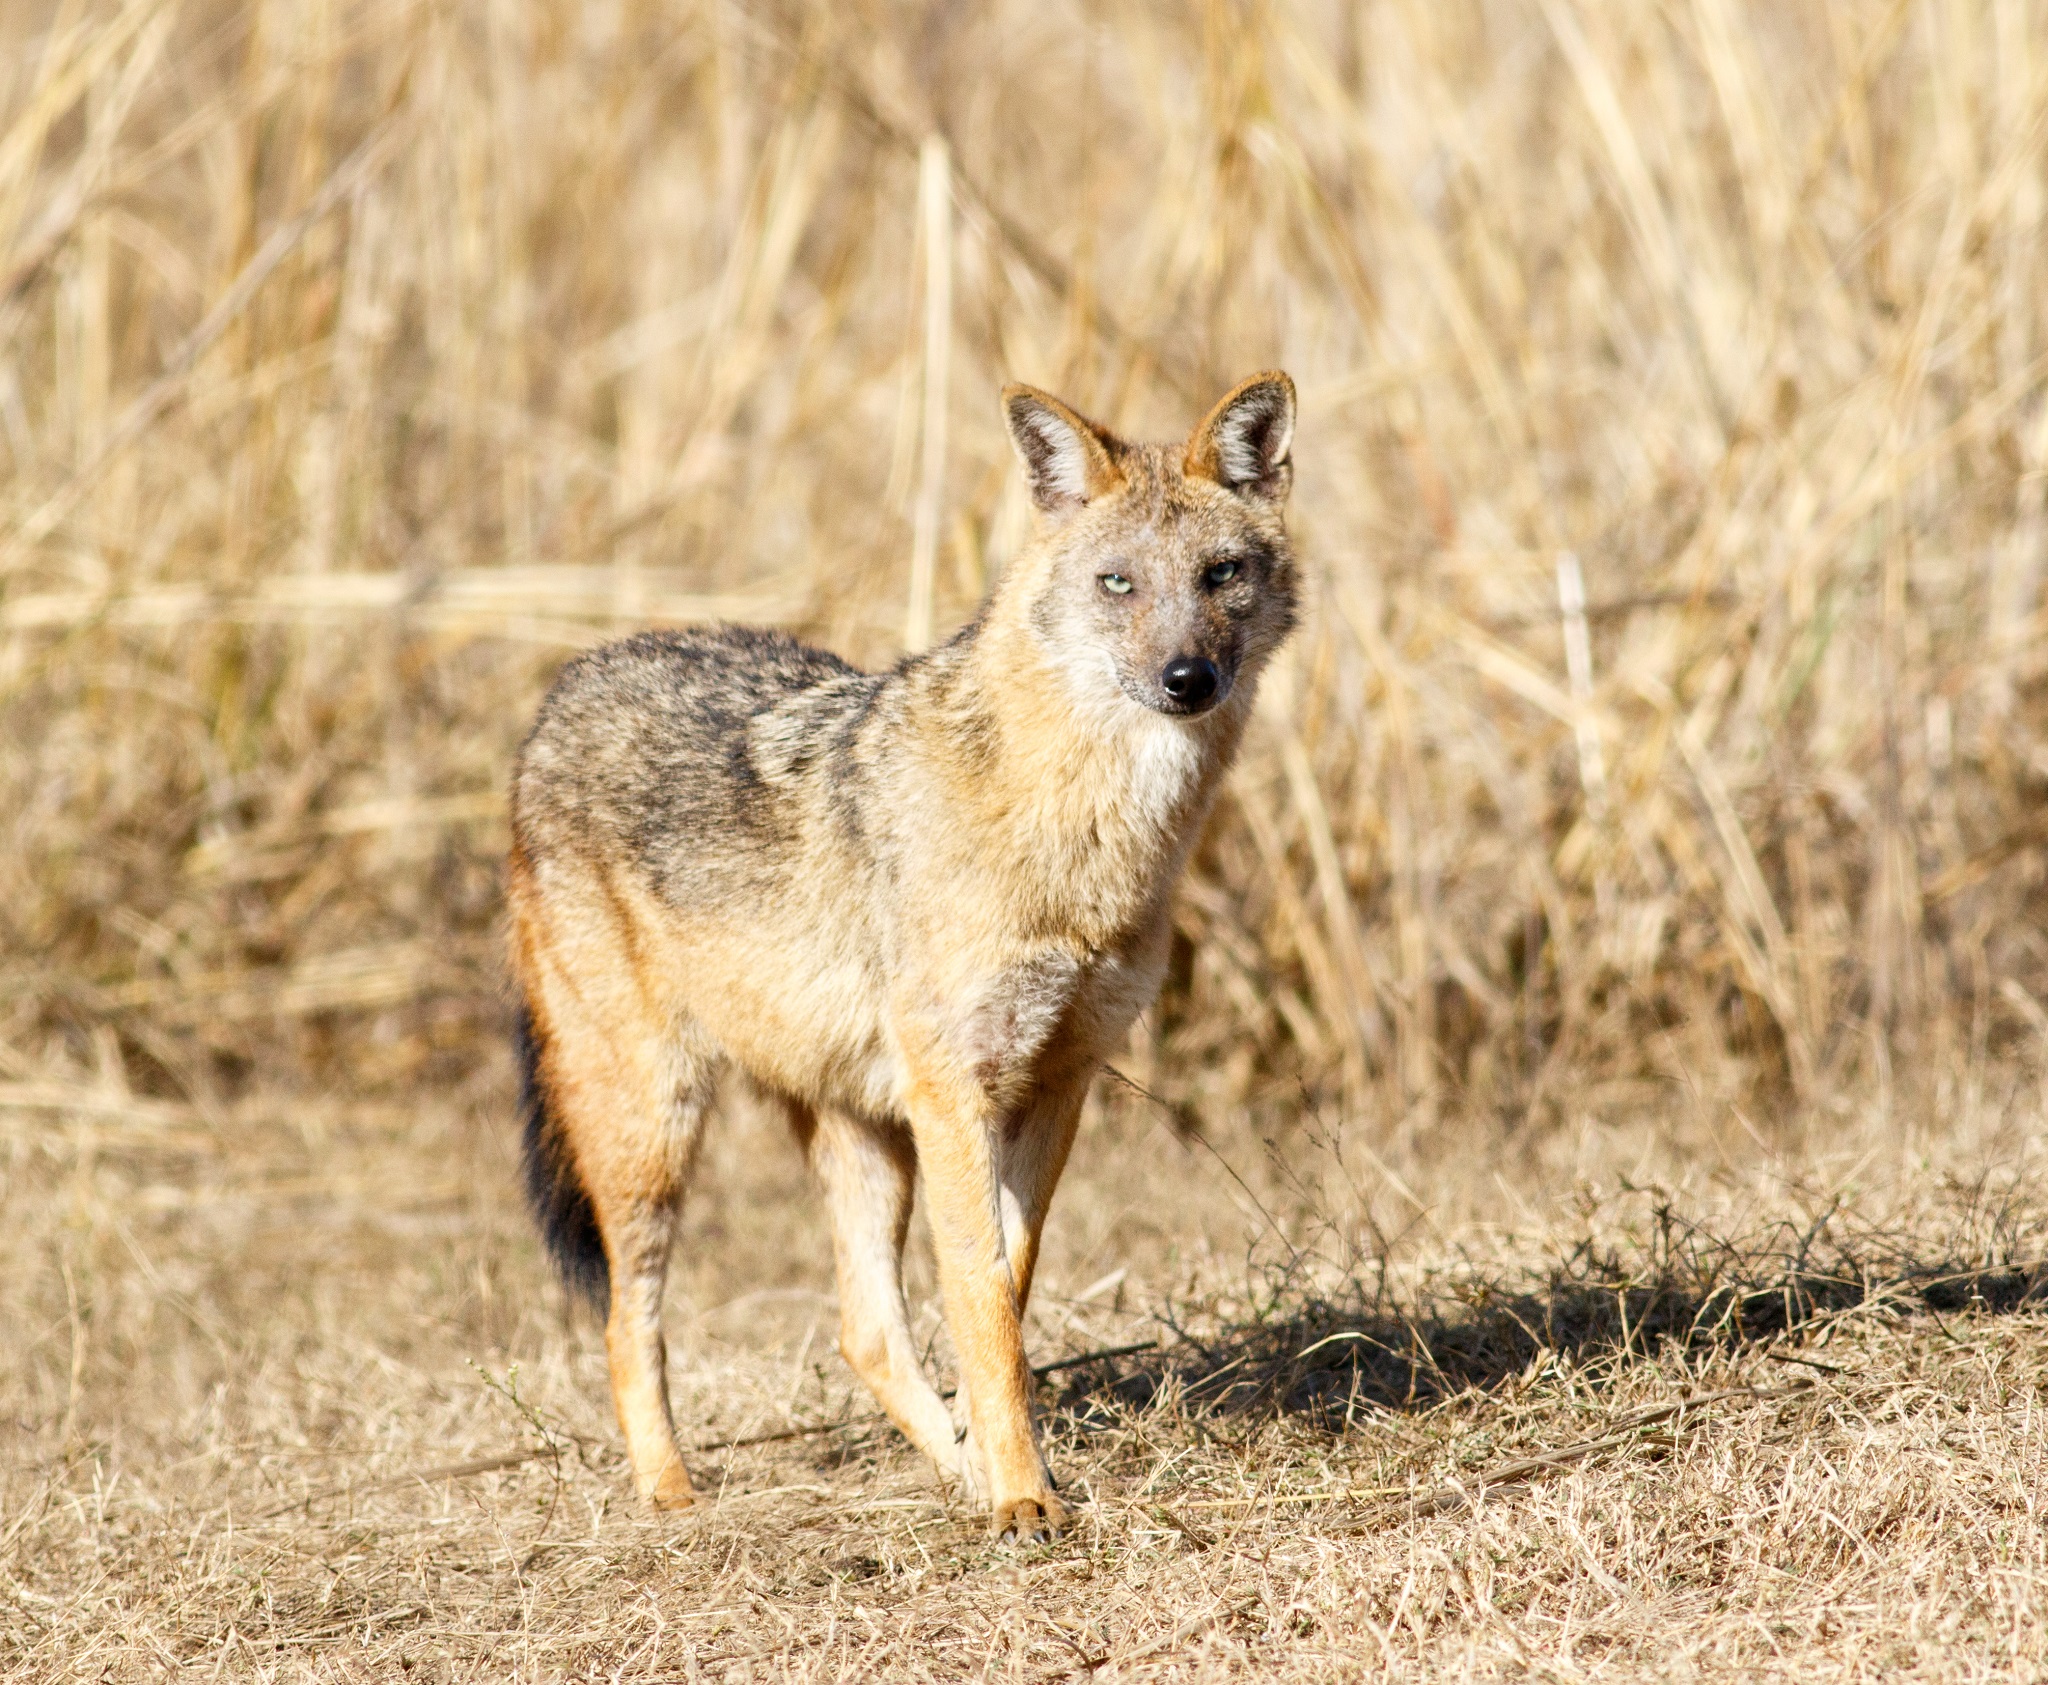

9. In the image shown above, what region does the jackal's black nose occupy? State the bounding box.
[1161,656,1221,710]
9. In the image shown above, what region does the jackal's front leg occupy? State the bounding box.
[905,1071,1065,1543]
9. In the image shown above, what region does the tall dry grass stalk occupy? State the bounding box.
[5,0,2048,1150]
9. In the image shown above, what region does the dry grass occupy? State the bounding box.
[9,0,2048,1677]
[11,1086,2048,1679]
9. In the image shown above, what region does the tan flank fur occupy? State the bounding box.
[507,373,1299,1540]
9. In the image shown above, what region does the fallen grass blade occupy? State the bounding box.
[1395,1381,1816,1519]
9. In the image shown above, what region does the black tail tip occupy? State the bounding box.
[516,1006,610,1309]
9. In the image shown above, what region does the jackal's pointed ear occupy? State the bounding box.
[1185,371,1295,504]
[1001,384,1122,515]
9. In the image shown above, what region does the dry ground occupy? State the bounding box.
[7,1065,2048,1682]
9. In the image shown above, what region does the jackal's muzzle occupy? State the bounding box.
[1156,655,1226,715]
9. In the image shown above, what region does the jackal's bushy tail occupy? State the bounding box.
[515,1006,610,1308]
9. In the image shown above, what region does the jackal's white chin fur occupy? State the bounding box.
[1063,643,1229,733]
[1122,713,1203,832]
[1050,646,1208,830]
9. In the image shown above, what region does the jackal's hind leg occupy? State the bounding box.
[797,1106,976,1496]
[559,1039,714,1511]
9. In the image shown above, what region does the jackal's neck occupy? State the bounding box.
[907,577,1249,939]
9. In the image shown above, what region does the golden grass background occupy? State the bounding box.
[11,0,2048,1127]
[8,0,2048,1677]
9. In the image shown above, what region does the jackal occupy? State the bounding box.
[508,372,1298,1541]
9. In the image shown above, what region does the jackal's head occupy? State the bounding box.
[998,372,1299,720]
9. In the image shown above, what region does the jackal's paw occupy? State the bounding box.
[640,1462,699,1511]
[993,1493,1067,1546]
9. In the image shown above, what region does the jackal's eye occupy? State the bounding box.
[1099,572,1135,596]
[1204,558,1241,588]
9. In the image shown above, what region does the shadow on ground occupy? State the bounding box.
[1044,1196,2048,1430]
